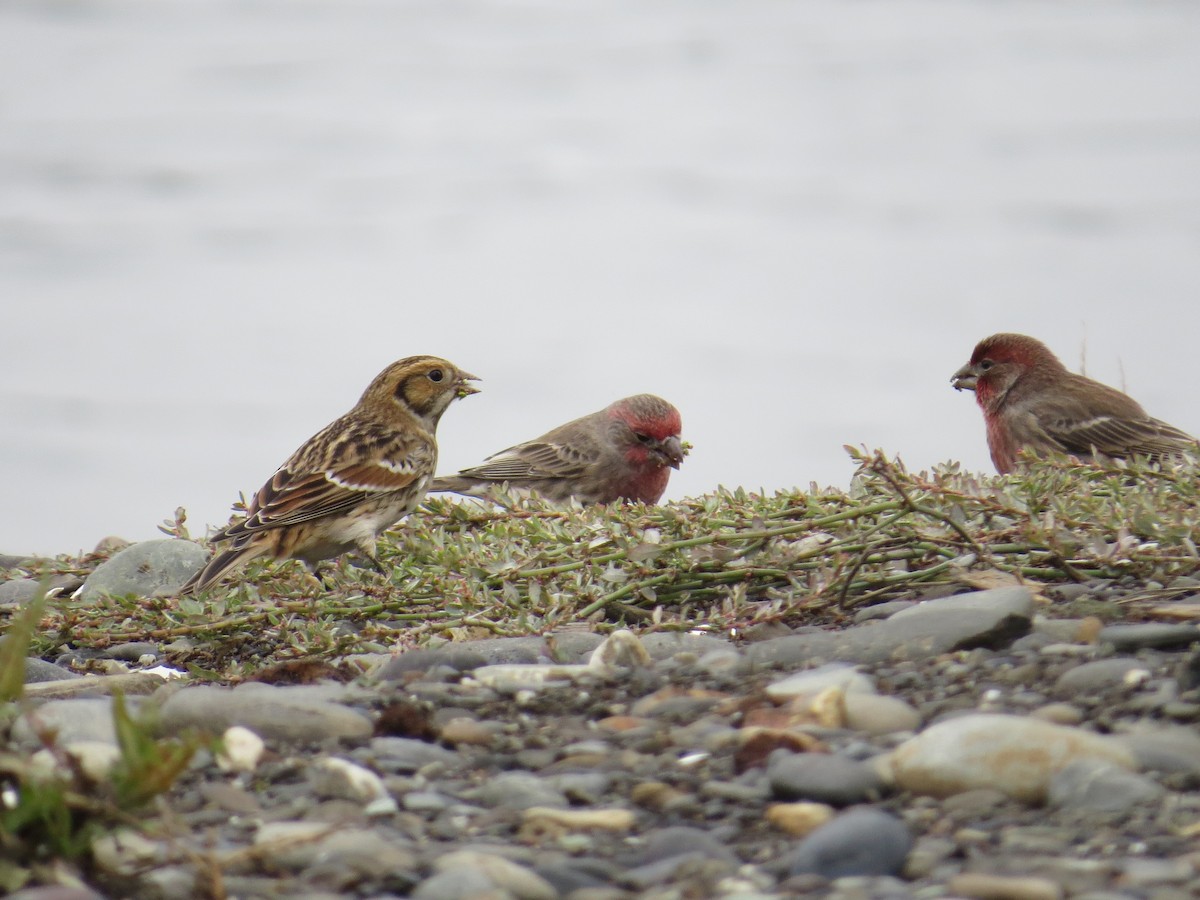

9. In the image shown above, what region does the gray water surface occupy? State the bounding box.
[3,0,1199,554]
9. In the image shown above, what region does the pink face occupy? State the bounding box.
[612,402,684,472]
[954,334,1051,411]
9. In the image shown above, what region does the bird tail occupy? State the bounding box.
[179,542,266,595]
[427,475,481,496]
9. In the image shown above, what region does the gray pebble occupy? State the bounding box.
[749,587,1033,667]
[620,826,741,868]
[1048,759,1165,811]
[363,737,459,774]
[0,577,43,606]
[1055,658,1150,693]
[784,807,913,878]
[12,698,119,747]
[77,539,208,601]
[102,642,161,662]
[1117,728,1200,778]
[24,658,82,683]
[462,771,568,810]
[159,684,372,743]
[1098,623,1200,652]
[768,752,887,805]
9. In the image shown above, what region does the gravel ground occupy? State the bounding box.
[6,545,1200,900]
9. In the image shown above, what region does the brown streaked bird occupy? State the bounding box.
[429,394,684,505]
[181,356,479,593]
[951,332,1196,474]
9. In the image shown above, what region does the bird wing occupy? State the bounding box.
[217,426,433,537]
[1044,412,1197,459]
[459,439,593,482]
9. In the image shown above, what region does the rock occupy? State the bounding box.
[76,539,208,602]
[216,726,265,773]
[1054,658,1151,693]
[783,807,912,877]
[300,829,418,885]
[888,714,1137,803]
[768,751,887,805]
[1030,703,1085,726]
[765,663,875,701]
[1047,759,1164,811]
[765,802,835,836]
[638,632,733,660]
[363,736,459,773]
[843,692,921,735]
[0,577,42,606]
[412,869,500,900]
[310,756,390,803]
[620,826,741,868]
[92,829,167,876]
[946,872,1065,900]
[522,807,638,834]
[426,850,558,900]
[749,587,1034,667]
[1117,727,1200,777]
[464,772,568,810]
[853,600,917,623]
[12,697,118,747]
[23,658,81,683]
[375,646,489,680]
[1097,623,1200,652]
[6,888,109,900]
[102,642,161,662]
[158,684,372,743]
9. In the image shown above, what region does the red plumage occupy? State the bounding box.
[952,333,1196,474]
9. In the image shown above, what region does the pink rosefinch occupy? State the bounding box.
[951,332,1196,474]
[181,356,479,593]
[430,394,684,505]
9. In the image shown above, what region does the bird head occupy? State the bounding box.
[951,333,1064,409]
[361,356,480,428]
[609,394,685,470]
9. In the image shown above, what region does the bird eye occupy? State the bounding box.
[427,369,444,383]
[635,433,653,444]
[979,360,994,371]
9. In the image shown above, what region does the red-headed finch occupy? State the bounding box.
[951,332,1196,474]
[181,356,479,593]
[430,394,684,505]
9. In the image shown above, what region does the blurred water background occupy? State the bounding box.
[3,0,1199,556]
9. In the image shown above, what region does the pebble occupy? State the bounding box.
[159,684,373,743]
[946,873,1065,900]
[888,714,1137,803]
[464,771,568,810]
[12,697,121,747]
[76,539,208,602]
[782,808,913,878]
[765,801,835,836]
[748,586,1034,667]
[216,725,265,773]
[1054,658,1152,693]
[15,548,1200,899]
[1047,759,1165,811]
[764,663,875,700]
[426,849,558,900]
[23,659,81,683]
[363,736,459,773]
[843,692,922,734]
[1097,623,1200,651]
[310,756,391,803]
[0,577,43,606]
[767,751,887,805]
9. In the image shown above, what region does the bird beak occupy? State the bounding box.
[656,435,685,469]
[456,372,482,399]
[950,363,978,392]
